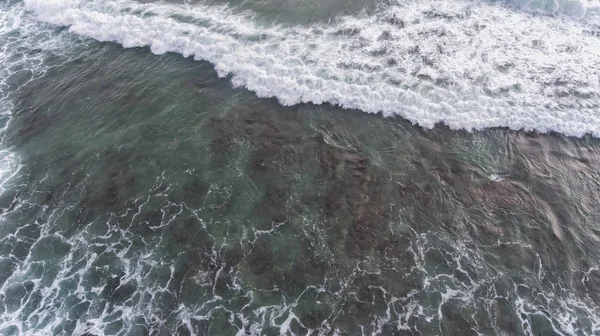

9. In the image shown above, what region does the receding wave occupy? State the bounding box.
[24,0,600,136]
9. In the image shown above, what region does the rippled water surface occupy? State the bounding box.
[1,0,600,335]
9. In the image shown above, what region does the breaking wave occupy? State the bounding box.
[23,0,600,137]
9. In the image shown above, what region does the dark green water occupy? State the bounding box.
[1,0,600,335]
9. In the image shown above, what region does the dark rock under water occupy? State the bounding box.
[0,8,599,335]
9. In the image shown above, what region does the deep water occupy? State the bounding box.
[1,0,600,335]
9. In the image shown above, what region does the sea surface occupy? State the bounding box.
[1,0,600,335]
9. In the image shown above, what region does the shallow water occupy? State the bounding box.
[1,0,600,335]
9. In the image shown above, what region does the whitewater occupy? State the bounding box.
[22,0,600,137]
[3,1,600,335]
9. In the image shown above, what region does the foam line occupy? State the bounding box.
[24,0,600,136]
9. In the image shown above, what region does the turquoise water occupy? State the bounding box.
[1,0,600,335]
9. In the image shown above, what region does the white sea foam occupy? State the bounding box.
[1,1,600,334]
[0,3,92,334]
[23,0,600,137]
[0,0,85,194]
[0,2,30,195]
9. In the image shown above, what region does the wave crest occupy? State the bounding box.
[24,0,600,137]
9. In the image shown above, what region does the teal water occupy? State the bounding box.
[1,0,600,335]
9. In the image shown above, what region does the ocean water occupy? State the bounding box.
[1,0,600,335]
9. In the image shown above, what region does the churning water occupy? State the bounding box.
[0,0,600,334]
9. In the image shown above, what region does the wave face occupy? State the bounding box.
[23,0,600,137]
